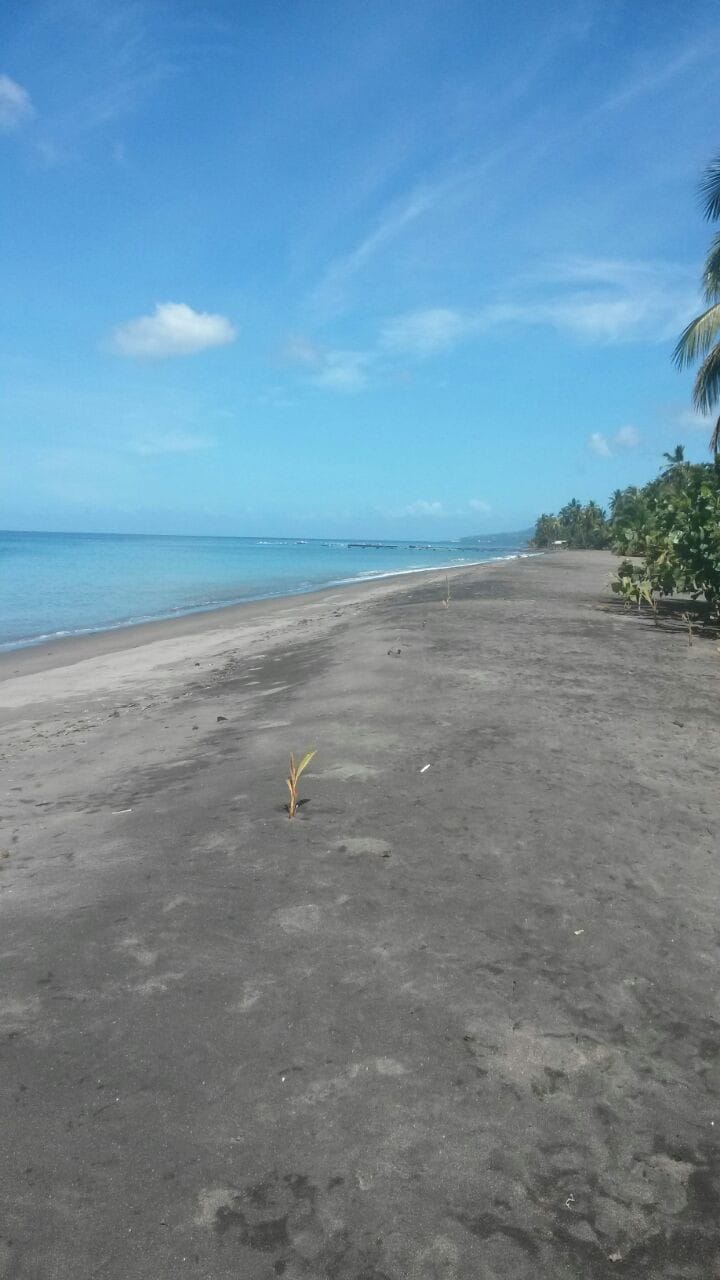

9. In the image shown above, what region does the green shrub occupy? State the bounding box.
[611,458,720,615]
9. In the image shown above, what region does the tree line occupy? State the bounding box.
[532,447,720,616]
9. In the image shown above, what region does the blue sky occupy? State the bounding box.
[2,0,720,539]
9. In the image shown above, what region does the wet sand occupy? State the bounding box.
[2,551,720,1278]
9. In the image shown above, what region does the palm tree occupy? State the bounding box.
[673,158,720,454]
[662,444,685,473]
[609,488,624,517]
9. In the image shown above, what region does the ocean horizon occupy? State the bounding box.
[0,528,531,652]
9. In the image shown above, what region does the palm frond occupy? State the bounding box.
[711,415,720,455]
[703,233,720,300]
[672,303,720,368]
[691,341,720,416]
[700,157,720,222]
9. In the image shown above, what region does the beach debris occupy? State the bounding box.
[216,715,228,722]
[420,763,431,773]
[111,809,133,815]
[573,928,584,936]
[387,647,402,656]
[565,1193,575,1209]
[286,750,316,819]
[442,575,451,608]
[608,1250,623,1263]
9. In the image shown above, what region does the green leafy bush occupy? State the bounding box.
[610,457,720,614]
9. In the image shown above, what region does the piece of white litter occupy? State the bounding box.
[574,929,584,936]
[111,809,133,815]
[565,1193,575,1209]
[420,764,431,774]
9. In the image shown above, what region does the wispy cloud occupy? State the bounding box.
[310,350,371,393]
[12,4,170,165]
[283,252,695,401]
[0,74,34,132]
[587,37,719,124]
[394,497,491,520]
[552,258,694,342]
[380,308,470,357]
[309,179,454,318]
[482,258,696,345]
[376,258,697,357]
[283,334,371,393]
[128,432,215,456]
[281,334,323,366]
[111,303,236,359]
[402,499,445,517]
[587,424,641,458]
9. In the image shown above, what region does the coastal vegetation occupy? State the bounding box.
[532,449,720,619]
[673,155,720,455]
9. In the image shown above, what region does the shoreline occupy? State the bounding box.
[0,549,532,659]
[0,552,529,684]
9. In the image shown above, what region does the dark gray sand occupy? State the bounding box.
[2,550,720,1278]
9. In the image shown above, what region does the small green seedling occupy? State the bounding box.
[638,580,659,624]
[286,750,316,818]
[611,567,657,620]
[681,612,694,646]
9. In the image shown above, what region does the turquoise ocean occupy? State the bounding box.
[0,529,530,651]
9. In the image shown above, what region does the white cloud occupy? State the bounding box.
[112,303,236,359]
[474,258,697,345]
[129,432,215,456]
[587,424,641,458]
[310,350,371,393]
[0,74,34,132]
[551,258,694,343]
[587,432,613,457]
[375,259,695,368]
[380,308,470,357]
[402,499,445,517]
[468,498,492,515]
[615,425,640,448]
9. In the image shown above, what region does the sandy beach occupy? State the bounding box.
[2,549,720,1278]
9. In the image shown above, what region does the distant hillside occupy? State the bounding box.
[458,528,532,547]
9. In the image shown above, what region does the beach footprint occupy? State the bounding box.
[334,836,392,860]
